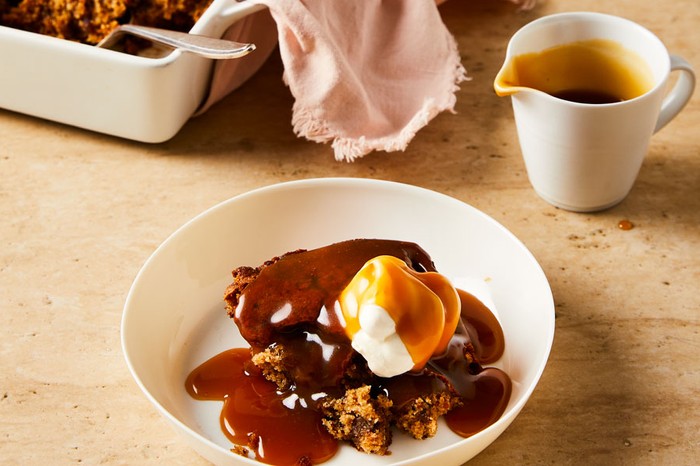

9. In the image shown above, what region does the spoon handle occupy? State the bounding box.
[101,25,256,59]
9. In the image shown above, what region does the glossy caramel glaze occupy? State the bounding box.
[186,348,338,465]
[339,255,461,373]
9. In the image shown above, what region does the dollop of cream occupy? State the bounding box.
[338,255,461,377]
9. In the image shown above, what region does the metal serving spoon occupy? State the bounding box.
[97,24,256,59]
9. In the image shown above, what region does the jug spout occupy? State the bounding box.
[494,57,527,96]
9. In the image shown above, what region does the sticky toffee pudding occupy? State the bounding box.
[186,239,511,465]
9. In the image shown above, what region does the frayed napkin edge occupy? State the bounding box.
[290,35,469,162]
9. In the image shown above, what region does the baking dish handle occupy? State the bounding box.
[192,0,268,39]
[195,0,278,114]
[218,0,269,27]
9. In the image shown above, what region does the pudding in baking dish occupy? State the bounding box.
[0,0,214,44]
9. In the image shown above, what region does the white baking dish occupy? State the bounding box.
[0,0,276,142]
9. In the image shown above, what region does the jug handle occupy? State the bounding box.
[654,55,695,133]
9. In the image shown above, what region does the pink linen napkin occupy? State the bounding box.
[248,0,467,161]
[199,0,535,161]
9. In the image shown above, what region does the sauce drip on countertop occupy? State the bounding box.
[187,239,511,465]
[618,219,634,231]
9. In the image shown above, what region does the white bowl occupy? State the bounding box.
[0,0,276,142]
[122,178,555,465]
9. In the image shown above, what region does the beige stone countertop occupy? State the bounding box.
[1,0,698,464]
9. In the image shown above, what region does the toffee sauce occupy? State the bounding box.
[186,239,511,465]
[551,88,624,105]
[186,348,338,465]
[618,219,634,231]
